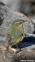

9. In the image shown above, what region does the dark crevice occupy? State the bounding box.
[33,31,35,34]
[0,17,4,26]
[0,1,5,5]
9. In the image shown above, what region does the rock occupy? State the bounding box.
[0,45,35,62]
[0,1,34,37]
[0,1,34,40]
[0,2,35,62]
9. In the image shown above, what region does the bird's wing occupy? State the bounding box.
[9,29,23,44]
[7,25,23,45]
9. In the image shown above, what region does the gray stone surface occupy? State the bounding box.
[0,1,35,46]
[0,2,34,37]
[0,2,35,62]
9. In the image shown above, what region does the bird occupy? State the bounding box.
[6,19,25,52]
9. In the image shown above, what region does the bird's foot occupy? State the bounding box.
[6,46,9,51]
[16,48,21,53]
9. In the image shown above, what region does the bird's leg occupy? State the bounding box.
[16,45,21,53]
[6,45,9,51]
[33,23,35,34]
[7,34,11,41]
[6,34,13,51]
[6,34,11,51]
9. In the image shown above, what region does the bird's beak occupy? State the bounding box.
[19,21,24,24]
[20,20,26,24]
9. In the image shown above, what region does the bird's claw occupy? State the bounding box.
[16,48,21,53]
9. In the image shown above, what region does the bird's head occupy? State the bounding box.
[13,19,25,27]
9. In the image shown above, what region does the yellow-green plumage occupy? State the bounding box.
[6,20,24,47]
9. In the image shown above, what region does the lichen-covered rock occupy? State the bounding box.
[0,45,35,62]
[0,2,35,62]
[0,2,34,35]
[0,1,34,46]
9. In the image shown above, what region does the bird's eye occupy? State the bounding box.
[20,22,22,24]
[17,22,21,24]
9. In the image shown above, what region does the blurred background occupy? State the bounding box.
[0,0,35,22]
